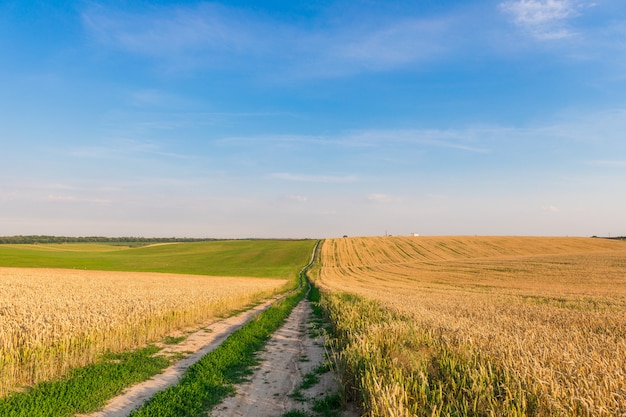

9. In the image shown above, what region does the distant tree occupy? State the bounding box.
[0,235,219,244]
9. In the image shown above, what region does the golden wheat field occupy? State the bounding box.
[316,236,626,416]
[0,267,287,397]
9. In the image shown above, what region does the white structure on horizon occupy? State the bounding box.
[411,232,420,237]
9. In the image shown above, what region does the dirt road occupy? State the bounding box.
[82,289,354,417]
[80,297,281,417]
[211,298,340,416]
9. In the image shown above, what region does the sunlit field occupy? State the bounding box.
[0,239,316,397]
[0,267,286,397]
[315,236,626,416]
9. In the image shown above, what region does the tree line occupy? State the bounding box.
[0,235,218,244]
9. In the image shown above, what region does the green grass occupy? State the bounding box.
[283,282,345,417]
[163,335,187,345]
[0,239,316,279]
[0,346,170,417]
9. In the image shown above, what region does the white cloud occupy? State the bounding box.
[269,173,359,183]
[81,3,459,77]
[82,3,259,57]
[587,160,626,167]
[499,0,593,39]
[220,129,491,154]
[502,0,579,25]
[127,89,195,108]
[0,180,115,206]
[316,17,454,76]
[542,204,561,213]
[367,193,403,204]
[285,194,308,203]
[343,129,491,153]
[61,139,190,162]
[46,195,112,205]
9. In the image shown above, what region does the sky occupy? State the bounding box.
[1,0,625,239]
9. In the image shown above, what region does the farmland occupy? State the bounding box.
[315,236,626,416]
[0,239,314,278]
[0,239,316,399]
[4,235,626,416]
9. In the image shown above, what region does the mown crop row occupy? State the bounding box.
[314,236,626,416]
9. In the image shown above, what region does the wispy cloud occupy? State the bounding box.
[342,129,491,153]
[82,3,262,57]
[587,160,626,167]
[127,89,196,108]
[81,3,459,77]
[499,0,593,40]
[269,173,359,183]
[45,194,112,205]
[542,204,560,213]
[219,129,491,153]
[367,193,403,204]
[62,139,190,161]
[83,1,623,79]
[305,16,455,77]
[502,0,581,25]
[0,180,114,206]
[285,194,308,203]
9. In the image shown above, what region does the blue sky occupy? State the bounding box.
[1,0,625,238]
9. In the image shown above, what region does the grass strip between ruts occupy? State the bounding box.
[128,285,306,416]
[0,346,170,417]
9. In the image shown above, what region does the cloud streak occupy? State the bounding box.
[81,3,459,77]
[587,160,626,167]
[82,4,260,56]
[81,1,625,80]
[60,139,191,162]
[269,173,359,184]
[542,204,561,213]
[342,129,492,153]
[499,0,592,39]
[218,129,492,153]
[367,193,403,204]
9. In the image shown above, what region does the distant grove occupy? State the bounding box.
[0,235,217,245]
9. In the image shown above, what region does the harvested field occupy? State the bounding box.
[0,267,287,397]
[316,236,626,416]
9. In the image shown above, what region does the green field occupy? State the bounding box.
[0,239,316,279]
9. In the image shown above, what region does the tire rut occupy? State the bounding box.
[79,296,282,417]
[210,297,339,417]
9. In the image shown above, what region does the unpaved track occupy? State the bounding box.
[211,297,339,417]
[80,297,281,417]
[83,241,330,417]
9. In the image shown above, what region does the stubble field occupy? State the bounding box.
[315,236,626,416]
